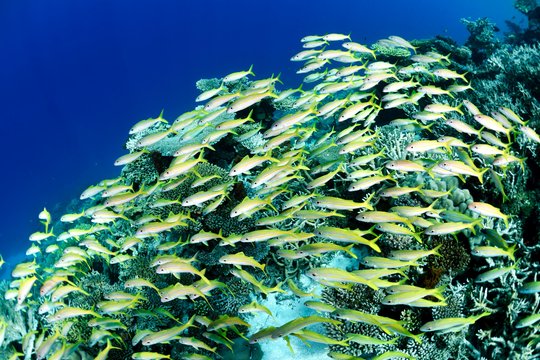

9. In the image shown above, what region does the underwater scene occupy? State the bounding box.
[1,1,540,359]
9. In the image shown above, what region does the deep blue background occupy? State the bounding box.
[0,1,524,264]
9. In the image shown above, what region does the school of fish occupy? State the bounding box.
[1,32,539,360]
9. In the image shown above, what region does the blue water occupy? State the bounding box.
[0,0,524,263]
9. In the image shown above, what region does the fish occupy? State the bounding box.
[424,220,481,236]
[471,245,516,261]
[420,312,490,333]
[307,267,378,290]
[296,243,357,258]
[520,125,540,143]
[223,64,254,83]
[475,262,518,283]
[342,41,376,58]
[141,317,196,346]
[124,278,160,293]
[238,301,274,318]
[424,103,463,115]
[47,307,99,322]
[314,193,374,211]
[114,150,149,166]
[227,91,277,113]
[468,202,509,227]
[230,268,284,295]
[17,275,38,305]
[292,329,349,346]
[207,315,250,331]
[375,223,423,243]
[382,285,445,305]
[219,252,266,272]
[132,352,172,360]
[516,313,540,328]
[304,301,336,313]
[356,211,414,230]
[156,261,211,284]
[314,226,380,252]
[519,281,540,294]
[406,139,450,153]
[437,160,488,184]
[230,196,276,217]
[361,256,418,269]
[270,315,342,339]
[130,112,168,134]
[249,326,277,344]
[432,69,468,82]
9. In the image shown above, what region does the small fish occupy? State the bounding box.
[219,252,266,273]
[130,112,168,134]
[475,262,518,283]
[249,326,277,344]
[292,329,349,346]
[132,352,171,360]
[356,211,414,230]
[296,243,357,258]
[516,313,540,328]
[270,315,341,339]
[314,193,374,211]
[424,103,463,115]
[238,301,274,318]
[223,64,254,83]
[437,160,488,184]
[519,281,540,294]
[375,223,422,243]
[382,285,445,305]
[304,301,336,313]
[420,312,490,333]
[114,149,149,166]
[424,220,481,236]
[471,245,516,262]
[361,256,418,269]
[432,68,468,82]
[196,83,225,102]
[406,139,450,153]
[307,267,377,289]
[520,125,540,144]
[468,202,509,227]
[47,306,99,322]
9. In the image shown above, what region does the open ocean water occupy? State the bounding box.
[0,0,523,262]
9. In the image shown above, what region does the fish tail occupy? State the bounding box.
[362,192,376,211]
[412,231,423,244]
[470,219,483,235]
[455,103,464,116]
[433,285,447,300]
[345,244,357,259]
[477,167,489,184]
[506,244,517,262]
[266,281,283,294]
[518,156,527,173]
[432,243,443,257]
[503,214,510,229]
[369,235,382,253]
